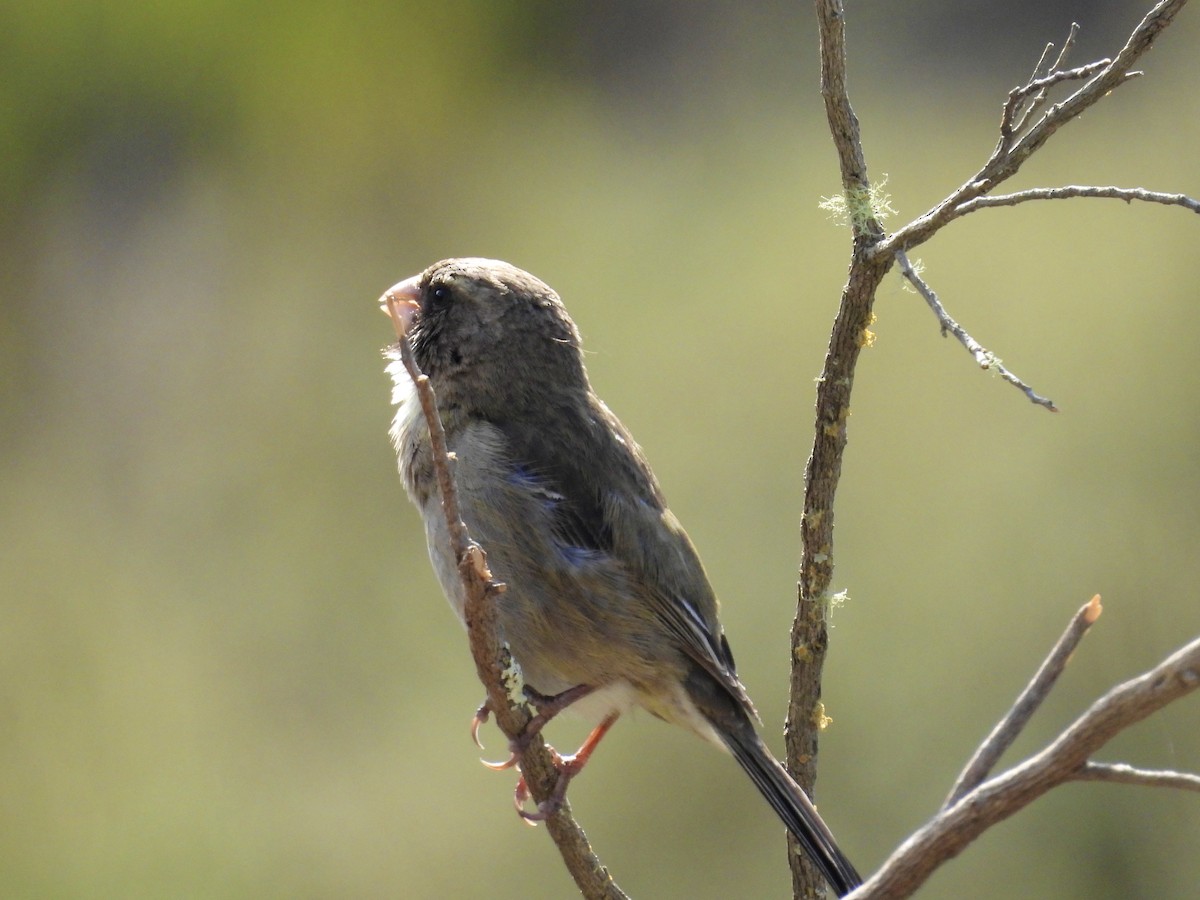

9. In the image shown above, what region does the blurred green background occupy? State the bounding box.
[2,1,1198,897]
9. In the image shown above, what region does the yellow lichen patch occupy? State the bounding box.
[813,702,832,730]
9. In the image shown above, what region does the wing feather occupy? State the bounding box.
[492,399,757,721]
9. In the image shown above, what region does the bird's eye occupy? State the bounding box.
[430,284,450,303]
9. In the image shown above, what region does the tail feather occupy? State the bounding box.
[682,657,861,894]
[723,729,862,896]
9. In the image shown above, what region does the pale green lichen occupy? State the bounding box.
[899,256,925,293]
[819,175,896,232]
[822,589,850,621]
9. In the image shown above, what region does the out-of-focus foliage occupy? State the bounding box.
[2,2,1197,898]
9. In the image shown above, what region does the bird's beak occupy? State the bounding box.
[379,274,422,337]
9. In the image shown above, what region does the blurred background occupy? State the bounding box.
[2,1,1198,897]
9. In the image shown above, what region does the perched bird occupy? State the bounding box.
[380,258,861,896]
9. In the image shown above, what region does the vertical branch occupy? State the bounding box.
[787,2,891,895]
[793,1,1193,895]
[814,0,871,195]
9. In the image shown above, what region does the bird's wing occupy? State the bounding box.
[603,484,759,723]
[493,400,758,722]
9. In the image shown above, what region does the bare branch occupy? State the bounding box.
[788,3,894,895]
[945,596,1102,808]
[879,0,1190,257]
[1009,23,1080,136]
[855,633,1200,898]
[1075,762,1200,792]
[390,315,472,559]
[814,0,877,212]
[1028,40,1058,85]
[384,300,629,900]
[895,251,1058,411]
[803,2,1196,895]
[1048,22,1081,72]
[957,185,1200,216]
[999,60,1109,149]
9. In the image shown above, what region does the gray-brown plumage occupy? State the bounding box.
[382,258,861,896]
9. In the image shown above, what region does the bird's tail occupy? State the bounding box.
[721,726,862,896]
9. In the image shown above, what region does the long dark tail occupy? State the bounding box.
[723,728,862,895]
[684,662,861,894]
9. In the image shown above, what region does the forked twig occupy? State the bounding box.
[998,60,1109,147]
[1007,23,1080,137]
[855,620,1200,898]
[809,4,1196,894]
[879,0,1190,258]
[945,595,1102,808]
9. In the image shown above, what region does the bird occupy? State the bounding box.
[379,257,862,896]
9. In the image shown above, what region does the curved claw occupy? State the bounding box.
[472,684,593,754]
[516,800,558,823]
[505,713,621,825]
[470,701,491,750]
[473,700,519,767]
[512,776,543,826]
[480,751,519,771]
[512,746,574,823]
[513,773,564,824]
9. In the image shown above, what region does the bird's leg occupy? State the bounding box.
[473,683,597,770]
[522,683,597,740]
[514,712,620,822]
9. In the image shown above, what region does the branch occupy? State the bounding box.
[895,251,1057,411]
[814,0,874,204]
[877,3,1192,412]
[1075,762,1200,792]
[384,299,629,900]
[789,2,894,895]
[880,0,1190,257]
[856,628,1200,898]
[998,60,1110,147]
[945,595,1102,807]
[956,185,1200,216]
[1006,24,1080,138]
[803,2,1196,895]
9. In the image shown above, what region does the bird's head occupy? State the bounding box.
[379,258,589,414]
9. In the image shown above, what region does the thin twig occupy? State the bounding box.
[957,185,1200,216]
[384,299,630,900]
[895,251,1058,411]
[854,632,1200,898]
[999,60,1109,146]
[1027,40,1058,86]
[945,595,1102,808]
[1009,24,1081,137]
[389,311,473,559]
[878,0,1189,258]
[1049,22,1081,73]
[1075,761,1200,792]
